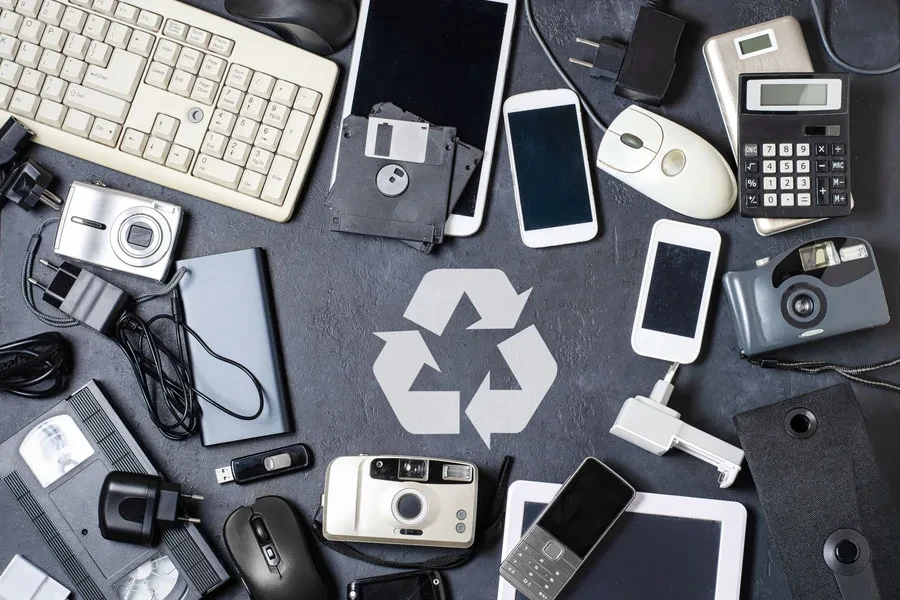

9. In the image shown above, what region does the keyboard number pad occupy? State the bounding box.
[742,141,850,215]
[194,64,318,204]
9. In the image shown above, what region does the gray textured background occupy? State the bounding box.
[2,0,900,598]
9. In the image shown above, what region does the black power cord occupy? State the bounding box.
[810,0,900,76]
[0,332,73,398]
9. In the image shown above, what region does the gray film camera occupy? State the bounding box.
[723,237,890,356]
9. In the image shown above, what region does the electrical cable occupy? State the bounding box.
[746,354,900,394]
[21,218,78,328]
[524,0,608,132]
[810,0,900,75]
[0,332,72,398]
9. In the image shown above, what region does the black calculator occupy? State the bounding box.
[738,73,851,219]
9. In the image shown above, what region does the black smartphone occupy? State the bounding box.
[347,570,446,600]
[499,458,636,600]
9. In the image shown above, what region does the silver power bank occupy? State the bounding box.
[704,17,828,236]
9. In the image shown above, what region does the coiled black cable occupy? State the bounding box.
[0,332,72,398]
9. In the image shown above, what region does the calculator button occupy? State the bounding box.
[779,143,793,157]
[797,160,810,174]
[745,192,760,207]
[797,176,811,190]
[833,192,848,206]
[779,160,793,173]
[743,143,758,158]
[831,176,846,189]
[815,143,830,156]
[780,177,794,190]
[744,176,759,190]
[780,193,795,206]
[798,193,812,207]
[816,177,830,205]
[764,193,777,207]
[832,143,845,156]
[762,143,776,157]
[763,160,776,174]
[796,143,810,157]
[763,177,777,190]
[815,160,829,173]
[744,160,758,173]
[831,159,846,172]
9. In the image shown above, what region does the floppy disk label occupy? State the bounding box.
[366,118,438,164]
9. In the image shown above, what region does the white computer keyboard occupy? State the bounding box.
[0,0,339,221]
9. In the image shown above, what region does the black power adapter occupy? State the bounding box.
[569,1,685,106]
[99,472,204,547]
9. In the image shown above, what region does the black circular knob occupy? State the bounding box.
[835,539,860,564]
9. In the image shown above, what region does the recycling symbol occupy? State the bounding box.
[374,269,558,448]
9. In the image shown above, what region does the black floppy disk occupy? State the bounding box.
[0,381,229,600]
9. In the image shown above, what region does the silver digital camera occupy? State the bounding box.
[54,182,183,282]
[321,455,478,549]
[723,237,890,356]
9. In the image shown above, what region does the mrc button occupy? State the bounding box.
[542,541,564,560]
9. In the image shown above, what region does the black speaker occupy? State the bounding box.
[735,383,900,600]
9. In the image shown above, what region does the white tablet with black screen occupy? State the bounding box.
[497,481,747,600]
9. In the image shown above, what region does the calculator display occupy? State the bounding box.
[760,83,828,107]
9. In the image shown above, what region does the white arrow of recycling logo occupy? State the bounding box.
[373,269,558,447]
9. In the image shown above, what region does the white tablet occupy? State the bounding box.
[498,481,747,600]
[334,0,518,237]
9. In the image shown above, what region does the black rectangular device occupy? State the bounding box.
[347,570,446,600]
[499,458,635,600]
[738,73,851,219]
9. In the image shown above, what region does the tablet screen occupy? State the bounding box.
[351,0,509,217]
[517,502,721,599]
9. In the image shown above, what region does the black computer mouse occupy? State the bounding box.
[225,0,358,56]
[223,496,330,600]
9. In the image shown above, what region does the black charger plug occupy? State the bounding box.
[0,117,34,167]
[27,260,130,336]
[0,160,63,211]
[569,2,685,106]
[99,471,204,547]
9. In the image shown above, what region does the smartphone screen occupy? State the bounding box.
[351,571,441,600]
[538,459,635,559]
[506,104,594,231]
[642,243,712,338]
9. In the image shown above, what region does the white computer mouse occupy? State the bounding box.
[596,105,737,219]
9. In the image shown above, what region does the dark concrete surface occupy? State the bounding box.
[2,1,900,598]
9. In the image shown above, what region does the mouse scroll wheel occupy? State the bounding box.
[250,517,271,544]
[620,133,644,149]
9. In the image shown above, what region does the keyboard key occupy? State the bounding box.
[0,83,12,108]
[39,1,65,26]
[831,143,845,156]
[232,117,258,144]
[294,87,320,114]
[780,177,793,190]
[60,56,86,82]
[18,0,41,18]
[208,34,233,57]
[21,18,46,44]
[84,48,144,100]
[209,109,235,135]
[126,30,153,56]
[62,107,92,136]
[19,67,44,93]
[224,139,250,166]
[190,77,217,105]
[144,61,171,88]
[61,7,86,33]
[40,75,66,101]
[798,193,812,206]
[815,160,829,173]
[176,46,202,74]
[217,86,243,112]
[226,64,252,91]
[201,131,227,158]
[779,160,792,173]
[764,193,777,207]
[744,176,758,190]
[743,143,758,157]
[143,135,170,163]
[86,40,112,66]
[63,83,129,123]
[0,12,23,36]
[255,125,281,152]
[154,38,179,65]
[194,154,242,189]
[35,98,66,126]
[240,94,266,120]
[9,89,39,118]
[261,155,296,205]
[167,68,194,96]
[165,144,193,172]
[115,3,139,24]
[796,143,810,157]
[92,0,117,16]
[17,41,42,68]
[744,160,758,174]
[780,193,794,207]
[70,0,92,7]
[83,14,109,40]
[831,176,846,189]
[271,80,297,106]
[816,177,829,205]
[247,147,273,173]
[0,35,20,60]
[89,117,120,146]
[0,60,22,86]
[797,176,810,190]
[762,143,776,157]
[249,72,275,98]
[186,27,210,48]
[105,22,131,49]
[149,114,178,142]
[815,143,829,156]
[41,25,67,52]
[63,33,88,59]
[137,10,162,32]
[744,192,759,207]
[797,159,810,174]
[831,159,846,172]
[263,102,289,129]
[199,54,225,81]
[278,111,311,159]
[832,192,848,206]
[0,0,14,7]
[779,143,792,157]
[120,127,147,155]
[164,19,187,40]
[763,176,776,190]
[238,169,264,197]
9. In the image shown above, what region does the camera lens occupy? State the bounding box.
[793,295,815,317]
[392,489,428,525]
[399,459,428,481]
[396,493,423,520]
[781,284,827,329]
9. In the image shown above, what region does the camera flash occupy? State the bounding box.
[839,244,869,262]
[443,464,473,482]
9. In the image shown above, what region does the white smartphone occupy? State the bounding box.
[503,89,599,248]
[334,0,518,237]
[631,219,722,364]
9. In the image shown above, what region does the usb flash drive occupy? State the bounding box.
[215,443,312,485]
